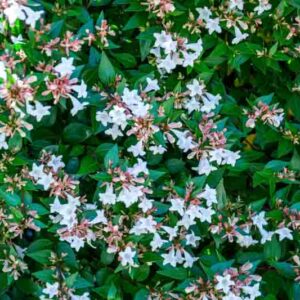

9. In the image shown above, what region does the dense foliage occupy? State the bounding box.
[0,0,300,299]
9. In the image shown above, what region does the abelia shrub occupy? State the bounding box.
[0,0,299,299]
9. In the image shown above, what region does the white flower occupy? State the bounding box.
[59,203,78,228]
[186,231,201,247]
[215,274,234,294]
[0,62,7,81]
[130,216,157,235]
[222,150,240,166]
[254,0,272,15]
[72,81,88,98]
[187,79,205,97]
[193,157,217,175]
[50,197,62,214]
[150,233,166,251]
[183,250,198,268]
[206,18,222,35]
[199,207,215,223]
[153,31,177,54]
[242,283,261,300]
[276,227,293,241]
[228,0,244,10]
[269,113,284,127]
[96,111,111,126]
[118,185,142,207]
[70,292,90,300]
[11,34,24,44]
[260,229,274,244]
[65,236,84,251]
[236,233,258,248]
[196,7,212,21]
[173,130,195,152]
[246,118,256,128]
[66,194,81,207]
[149,145,166,155]
[162,248,178,267]
[54,57,75,76]
[209,149,240,166]
[184,97,201,114]
[22,6,43,28]
[128,158,149,176]
[89,210,107,225]
[182,51,198,67]
[169,198,185,216]
[0,133,8,150]
[232,26,249,44]
[251,211,267,229]
[130,101,150,118]
[162,226,178,241]
[177,213,196,229]
[186,39,203,56]
[47,155,65,172]
[122,88,141,106]
[119,246,136,267]
[128,141,145,157]
[68,94,88,116]
[201,93,221,113]
[42,282,59,298]
[186,204,202,220]
[157,55,177,73]
[109,106,127,129]
[105,124,123,140]
[37,173,54,190]
[223,292,242,300]
[198,185,217,206]
[4,3,26,25]
[144,78,160,93]
[99,184,117,205]
[138,197,153,213]
[27,101,51,122]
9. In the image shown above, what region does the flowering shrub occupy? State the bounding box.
[0,0,300,299]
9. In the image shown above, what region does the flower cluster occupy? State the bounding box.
[0,0,299,299]
[185,263,262,300]
[151,31,203,73]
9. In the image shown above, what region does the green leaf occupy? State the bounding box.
[149,170,166,181]
[0,273,8,294]
[0,188,21,206]
[249,198,267,212]
[101,250,115,265]
[139,39,152,61]
[57,242,78,268]
[108,282,121,300]
[123,13,147,30]
[104,144,119,168]
[27,239,53,253]
[98,51,115,84]
[216,179,227,209]
[290,150,300,171]
[27,249,51,264]
[157,267,187,280]
[264,160,288,171]
[78,156,99,175]
[211,260,234,275]
[112,53,137,68]
[134,289,149,300]
[165,159,185,174]
[264,236,281,261]
[270,262,296,279]
[33,270,55,283]
[63,123,92,144]
[130,265,150,282]
[15,279,39,295]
